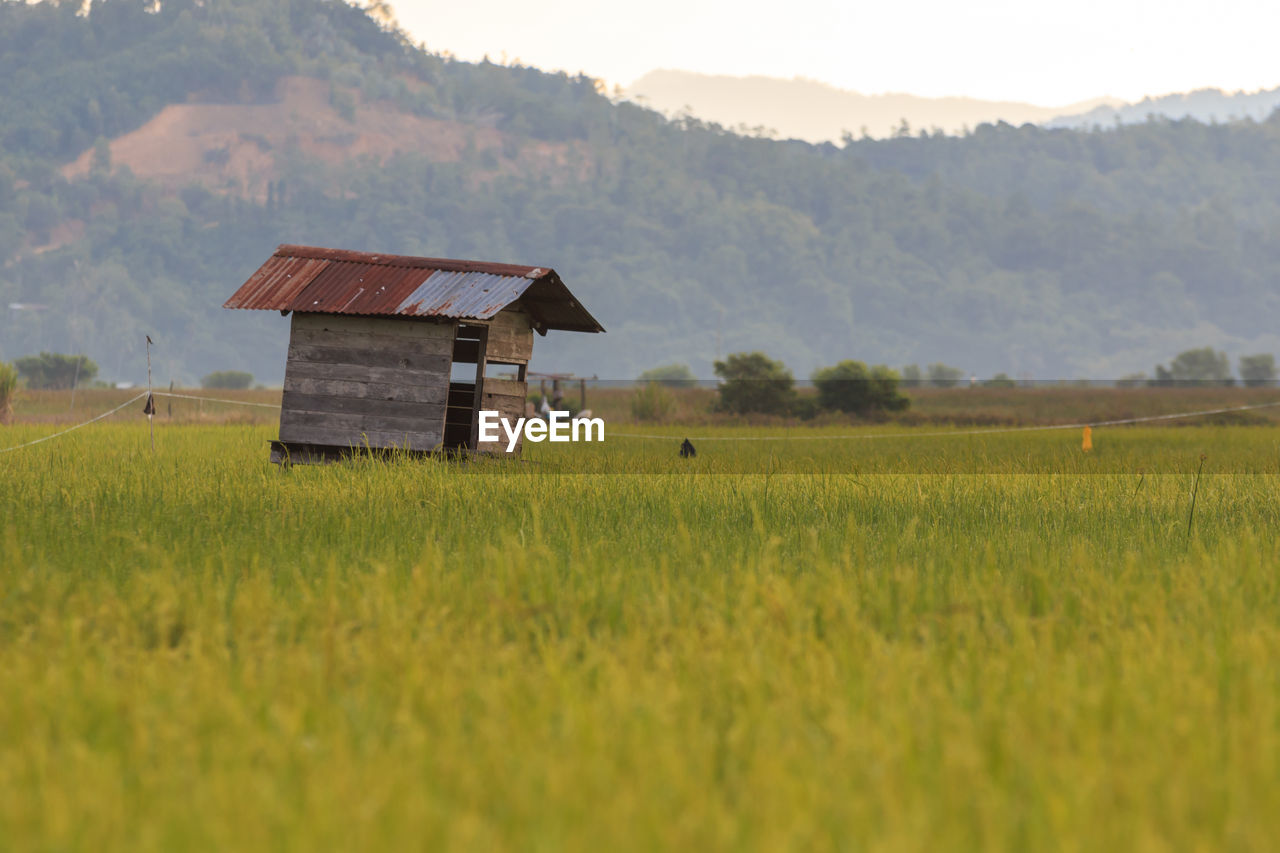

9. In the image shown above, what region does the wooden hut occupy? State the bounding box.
[224,244,604,463]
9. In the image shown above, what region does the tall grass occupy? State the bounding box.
[3,424,1280,849]
[630,381,675,422]
[0,361,17,425]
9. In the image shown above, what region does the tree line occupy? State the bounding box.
[632,344,1279,421]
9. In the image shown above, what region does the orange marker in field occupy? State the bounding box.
[1082,426,1093,452]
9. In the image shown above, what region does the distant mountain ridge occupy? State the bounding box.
[624,70,1119,141]
[626,69,1280,141]
[1047,86,1280,129]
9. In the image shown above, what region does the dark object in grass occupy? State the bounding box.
[1187,453,1207,540]
[680,438,696,458]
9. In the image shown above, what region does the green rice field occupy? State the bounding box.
[3,418,1280,849]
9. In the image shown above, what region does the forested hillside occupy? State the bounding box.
[2,0,1279,383]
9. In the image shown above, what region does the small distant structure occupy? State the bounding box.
[224,244,603,463]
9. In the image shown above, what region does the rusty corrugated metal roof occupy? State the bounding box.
[223,245,604,333]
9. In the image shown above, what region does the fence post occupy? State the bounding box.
[145,336,155,453]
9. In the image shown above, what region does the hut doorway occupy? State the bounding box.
[444,323,488,450]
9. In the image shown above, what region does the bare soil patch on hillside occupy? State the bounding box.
[62,76,585,200]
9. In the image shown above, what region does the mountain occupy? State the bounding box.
[626,70,1280,143]
[1048,86,1280,129]
[2,0,1280,386]
[624,70,1119,142]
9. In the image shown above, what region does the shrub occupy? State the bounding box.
[1152,347,1232,385]
[713,352,794,415]
[638,363,697,387]
[983,372,1017,388]
[927,363,965,387]
[811,360,909,415]
[1239,353,1276,387]
[201,371,254,390]
[0,361,18,425]
[14,352,98,390]
[790,394,821,420]
[630,382,674,422]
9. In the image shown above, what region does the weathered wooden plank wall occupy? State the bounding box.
[475,308,532,455]
[476,377,527,455]
[280,313,453,451]
[485,308,534,364]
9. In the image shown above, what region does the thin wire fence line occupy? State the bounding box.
[606,399,1280,441]
[154,391,282,409]
[0,392,147,454]
[0,391,279,455]
[4,392,1279,456]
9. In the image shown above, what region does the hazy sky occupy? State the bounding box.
[390,0,1280,106]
